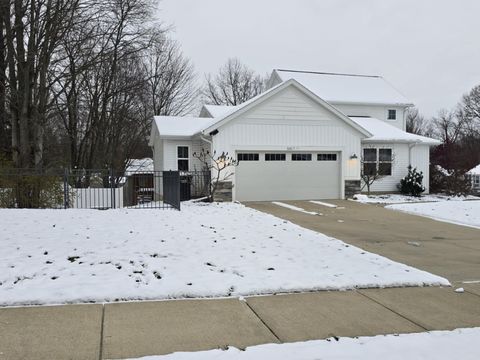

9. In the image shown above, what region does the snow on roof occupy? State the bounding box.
[468,164,480,175]
[274,69,412,106]
[153,116,216,137]
[126,158,153,174]
[349,117,440,145]
[203,105,237,118]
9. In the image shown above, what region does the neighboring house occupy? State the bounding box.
[149,69,440,201]
[467,164,480,193]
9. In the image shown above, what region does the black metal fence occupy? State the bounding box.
[0,169,211,210]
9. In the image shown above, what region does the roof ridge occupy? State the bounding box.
[275,69,381,79]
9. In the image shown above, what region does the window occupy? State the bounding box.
[388,109,397,120]
[177,146,189,171]
[317,153,337,161]
[292,153,312,161]
[265,153,286,161]
[238,153,259,162]
[362,148,392,176]
[378,149,392,175]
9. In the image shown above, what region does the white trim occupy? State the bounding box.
[176,145,190,171]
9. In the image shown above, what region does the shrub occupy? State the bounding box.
[429,165,471,196]
[398,166,425,197]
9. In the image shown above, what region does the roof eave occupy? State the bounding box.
[362,138,440,146]
[329,100,415,107]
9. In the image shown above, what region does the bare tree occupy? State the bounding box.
[144,34,197,116]
[2,0,80,170]
[193,149,238,202]
[457,84,480,137]
[406,107,431,136]
[203,58,266,106]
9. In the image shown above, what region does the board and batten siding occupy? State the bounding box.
[211,86,365,191]
[333,104,406,130]
[365,143,431,193]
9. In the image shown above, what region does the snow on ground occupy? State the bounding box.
[352,193,479,204]
[271,201,318,215]
[125,328,480,360]
[387,200,480,228]
[0,202,449,306]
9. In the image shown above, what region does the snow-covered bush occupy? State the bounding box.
[398,166,425,197]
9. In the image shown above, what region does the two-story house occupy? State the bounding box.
[149,69,440,201]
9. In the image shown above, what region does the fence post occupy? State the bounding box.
[110,168,116,209]
[63,168,69,209]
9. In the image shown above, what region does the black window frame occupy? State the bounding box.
[237,153,259,162]
[317,153,337,161]
[265,153,286,161]
[387,109,397,120]
[177,146,189,171]
[291,153,312,161]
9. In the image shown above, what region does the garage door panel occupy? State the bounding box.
[235,152,340,201]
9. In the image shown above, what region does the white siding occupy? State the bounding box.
[211,86,366,199]
[410,144,431,193]
[333,104,406,130]
[364,143,431,193]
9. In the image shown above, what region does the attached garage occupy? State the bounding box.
[235,151,342,201]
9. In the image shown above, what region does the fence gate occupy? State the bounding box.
[163,171,181,210]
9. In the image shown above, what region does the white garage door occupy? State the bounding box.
[235,151,341,201]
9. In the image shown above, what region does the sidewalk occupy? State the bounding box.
[1,285,480,360]
[1,201,479,359]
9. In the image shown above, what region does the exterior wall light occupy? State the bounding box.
[350,154,358,160]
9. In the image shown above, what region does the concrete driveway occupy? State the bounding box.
[246,200,480,282]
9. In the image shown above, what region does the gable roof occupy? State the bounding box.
[152,116,216,137]
[202,79,372,137]
[272,69,413,106]
[202,104,236,118]
[349,117,440,145]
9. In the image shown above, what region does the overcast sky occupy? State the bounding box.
[159,0,480,116]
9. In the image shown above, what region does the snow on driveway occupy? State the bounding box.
[0,202,449,306]
[126,328,480,360]
[387,200,480,228]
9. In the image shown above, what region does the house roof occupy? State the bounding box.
[202,104,236,118]
[349,117,441,145]
[272,69,413,106]
[202,79,372,137]
[468,164,480,175]
[126,158,153,174]
[152,116,216,137]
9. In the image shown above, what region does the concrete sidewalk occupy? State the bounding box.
[1,286,480,360]
[1,201,479,359]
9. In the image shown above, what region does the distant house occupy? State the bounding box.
[467,164,480,193]
[149,69,440,201]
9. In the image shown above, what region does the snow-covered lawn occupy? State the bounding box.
[125,328,480,360]
[0,202,448,306]
[387,200,480,228]
[353,193,479,204]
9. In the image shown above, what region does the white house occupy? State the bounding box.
[467,164,480,193]
[149,69,440,201]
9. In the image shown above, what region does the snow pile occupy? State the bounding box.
[126,328,480,360]
[0,202,449,306]
[387,201,480,228]
[352,193,479,204]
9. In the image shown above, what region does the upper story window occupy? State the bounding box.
[292,153,312,161]
[238,153,259,162]
[265,153,286,161]
[388,109,397,120]
[177,146,189,171]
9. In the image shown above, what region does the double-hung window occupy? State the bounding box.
[177,146,189,171]
[363,148,392,176]
[388,109,397,120]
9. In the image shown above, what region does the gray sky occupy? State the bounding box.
[159,0,480,116]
